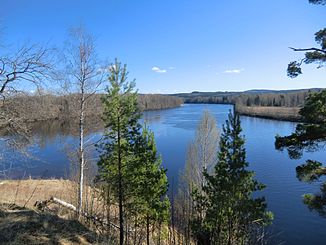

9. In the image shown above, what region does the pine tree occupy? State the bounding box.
[132,126,170,245]
[191,111,273,245]
[97,59,141,245]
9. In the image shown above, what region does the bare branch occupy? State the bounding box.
[289,47,326,54]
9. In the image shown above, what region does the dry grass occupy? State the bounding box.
[0,179,189,245]
[0,179,112,244]
[0,179,77,209]
[235,105,302,121]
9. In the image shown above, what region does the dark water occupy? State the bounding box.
[1,104,326,245]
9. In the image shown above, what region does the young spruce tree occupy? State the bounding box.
[192,111,273,245]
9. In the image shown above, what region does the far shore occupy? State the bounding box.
[234,105,302,122]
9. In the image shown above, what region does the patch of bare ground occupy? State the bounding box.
[0,203,105,244]
[0,179,111,244]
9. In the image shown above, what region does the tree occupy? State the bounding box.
[192,111,273,245]
[133,126,170,245]
[0,43,54,141]
[275,90,326,215]
[287,1,326,78]
[97,59,141,245]
[176,110,219,243]
[0,32,54,178]
[278,0,326,214]
[62,26,104,218]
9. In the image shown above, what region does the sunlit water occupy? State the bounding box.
[1,104,326,245]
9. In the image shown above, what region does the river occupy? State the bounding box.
[1,104,326,245]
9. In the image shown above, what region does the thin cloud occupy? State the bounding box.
[152,66,167,73]
[223,68,245,74]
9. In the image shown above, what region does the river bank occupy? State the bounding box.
[0,94,184,129]
[235,105,302,122]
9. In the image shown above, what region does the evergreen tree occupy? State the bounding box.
[191,111,273,245]
[133,126,170,245]
[97,59,141,245]
[275,89,326,217]
[287,1,325,78]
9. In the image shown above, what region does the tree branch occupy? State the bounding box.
[289,47,326,54]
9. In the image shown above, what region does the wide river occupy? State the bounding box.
[1,104,326,245]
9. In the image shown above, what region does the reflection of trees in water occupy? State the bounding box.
[0,117,103,179]
[142,111,162,124]
[30,116,104,148]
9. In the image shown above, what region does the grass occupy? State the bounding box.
[0,179,77,209]
[235,105,302,121]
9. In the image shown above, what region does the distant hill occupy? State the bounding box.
[170,88,325,107]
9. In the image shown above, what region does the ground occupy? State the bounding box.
[0,203,102,245]
[0,179,107,245]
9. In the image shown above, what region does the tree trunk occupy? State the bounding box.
[146,214,150,245]
[117,115,124,245]
[78,92,85,219]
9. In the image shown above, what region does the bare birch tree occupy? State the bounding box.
[62,26,104,218]
[176,110,219,242]
[184,110,219,192]
[0,44,54,137]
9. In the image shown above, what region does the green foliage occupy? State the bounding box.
[296,160,326,182]
[287,29,326,78]
[132,126,170,228]
[309,0,326,5]
[274,90,326,217]
[96,59,142,244]
[300,89,326,124]
[97,59,170,244]
[191,111,273,245]
[97,59,141,202]
[275,90,326,159]
[287,0,326,80]
[303,183,326,217]
[287,1,326,78]
[275,123,326,159]
[287,61,302,78]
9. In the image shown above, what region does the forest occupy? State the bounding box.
[173,89,323,121]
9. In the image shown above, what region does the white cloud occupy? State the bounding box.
[168,66,175,70]
[223,68,245,74]
[152,66,167,73]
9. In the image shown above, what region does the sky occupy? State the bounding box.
[0,0,325,93]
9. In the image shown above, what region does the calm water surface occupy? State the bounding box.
[1,104,326,245]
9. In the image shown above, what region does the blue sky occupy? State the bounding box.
[1,0,325,93]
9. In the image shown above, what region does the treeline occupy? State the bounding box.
[175,88,323,107]
[1,93,183,123]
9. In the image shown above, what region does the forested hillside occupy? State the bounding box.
[0,94,183,123]
[174,88,322,107]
